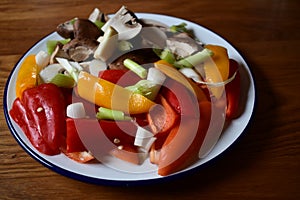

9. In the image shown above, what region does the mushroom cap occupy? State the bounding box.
[73,19,103,40]
[56,19,75,39]
[108,48,160,70]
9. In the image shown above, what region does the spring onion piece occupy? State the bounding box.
[67,102,86,118]
[96,107,132,120]
[126,80,160,101]
[159,48,176,64]
[123,58,147,79]
[175,48,213,68]
[46,38,71,55]
[50,73,75,88]
[134,126,156,152]
[94,20,105,30]
[56,57,80,82]
[126,67,166,100]
[170,22,188,33]
[153,48,163,57]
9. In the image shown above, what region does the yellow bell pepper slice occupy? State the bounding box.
[15,55,38,99]
[77,71,156,114]
[203,45,230,99]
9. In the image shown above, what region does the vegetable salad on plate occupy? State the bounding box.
[9,6,242,176]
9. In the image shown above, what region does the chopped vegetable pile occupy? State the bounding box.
[9,6,242,176]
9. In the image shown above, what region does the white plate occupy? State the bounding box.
[3,13,255,185]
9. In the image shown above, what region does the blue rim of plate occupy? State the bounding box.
[3,13,256,186]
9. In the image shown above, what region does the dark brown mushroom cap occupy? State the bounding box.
[73,19,103,40]
[55,18,103,62]
[108,48,160,70]
[56,19,75,39]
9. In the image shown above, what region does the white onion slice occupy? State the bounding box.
[180,67,237,87]
[134,126,156,152]
[35,50,50,69]
[66,102,86,118]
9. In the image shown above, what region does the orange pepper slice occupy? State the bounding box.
[154,60,207,102]
[203,45,230,99]
[15,55,38,99]
[77,71,156,114]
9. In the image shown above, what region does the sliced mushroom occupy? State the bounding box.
[140,26,168,49]
[94,26,118,62]
[101,6,142,40]
[62,38,99,62]
[140,18,169,31]
[50,44,70,64]
[68,46,94,62]
[166,32,200,58]
[88,8,107,23]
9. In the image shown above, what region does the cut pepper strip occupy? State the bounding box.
[154,60,207,102]
[15,55,38,99]
[77,71,156,114]
[203,45,230,99]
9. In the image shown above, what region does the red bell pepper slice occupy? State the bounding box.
[66,118,137,152]
[98,69,141,87]
[66,118,87,153]
[225,59,241,119]
[66,118,139,164]
[10,98,57,155]
[147,95,179,135]
[64,151,95,163]
[161,77,200,118]
[9,83,66,155]
[158,101,212,176]
[110,144,140,165]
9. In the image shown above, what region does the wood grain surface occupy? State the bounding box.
[1,0,299,199]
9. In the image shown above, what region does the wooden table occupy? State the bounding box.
[1,0,299,199]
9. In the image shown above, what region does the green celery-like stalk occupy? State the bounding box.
[170,22,188,33]
[50,73,75,88]
[56,57,79,83]
[96,107,131,120]
[160,48,176,64]
[46,38,71,55]
[126,80,160,101]
[123,58,147,79]
[94,20,105,30]
[175,48,213,68]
